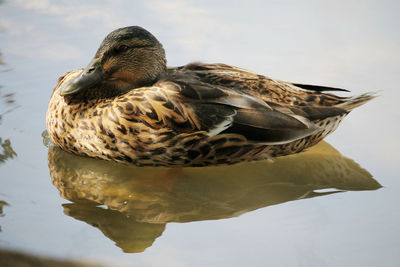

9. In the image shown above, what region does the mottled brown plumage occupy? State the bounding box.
[46,26,375,166]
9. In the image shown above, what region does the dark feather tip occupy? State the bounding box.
[293,83,350,93]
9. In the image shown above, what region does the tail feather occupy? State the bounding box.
[335,92,378,112]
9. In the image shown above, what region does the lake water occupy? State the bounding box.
[1,1,399,266]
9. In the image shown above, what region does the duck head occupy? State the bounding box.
[59,26,167,98]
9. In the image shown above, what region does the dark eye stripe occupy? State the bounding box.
[112,45,130,54]
[130,44,153,49]
[100,43,154,64]
[116,45,129,53]
[114,44,152,54]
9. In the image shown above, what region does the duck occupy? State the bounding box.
[46,26,375,167]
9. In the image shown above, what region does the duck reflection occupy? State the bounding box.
[63,204,165,253]
[48,142,381,253]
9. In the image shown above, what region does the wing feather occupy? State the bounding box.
[160,64,348,144]
[291,83,350,92]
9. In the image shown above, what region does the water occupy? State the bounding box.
[1,1,399,266]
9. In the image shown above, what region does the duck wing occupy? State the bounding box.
[172,63,350,107]
[155,69,346,145]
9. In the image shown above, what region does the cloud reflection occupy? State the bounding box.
[3,0,236,62]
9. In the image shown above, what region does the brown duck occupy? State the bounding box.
[46,26,375,166]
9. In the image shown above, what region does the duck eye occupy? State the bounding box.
[115,45,129,53]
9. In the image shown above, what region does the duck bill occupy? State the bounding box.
[59,58,104,96]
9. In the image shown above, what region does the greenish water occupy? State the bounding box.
[1,1,399,266]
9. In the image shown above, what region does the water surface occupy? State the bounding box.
[0,1,399,266]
